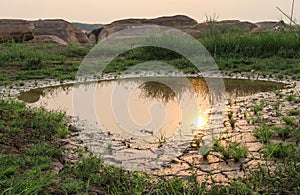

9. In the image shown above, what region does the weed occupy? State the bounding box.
[227,111,233,120]
[273,99,281,116]
[288,110,300,116]
[198,145,210,160]
[156,132,168,148]
[282,116,297,126]
[261,142,300,160]
[193,137,202,148]
[253,124,273,144]
[273,125,293,139]
[215,141,248,161]
[253,100,265,115]
[229,119,237,130]
[286,91,297,102]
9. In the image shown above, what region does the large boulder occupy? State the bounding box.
[253,21,286,32]
[185,20,257,38]
[97,15,198,41]
[32,35,68,45]
[95,16,258,42]
[74,28,90,45]
[0,19,34,43]
[34,19,82,44]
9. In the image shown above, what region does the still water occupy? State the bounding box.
[18,77,284,171]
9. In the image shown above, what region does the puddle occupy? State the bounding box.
[18,77,284,171]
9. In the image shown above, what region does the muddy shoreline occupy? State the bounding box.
[1,73,299,183]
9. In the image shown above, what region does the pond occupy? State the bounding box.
[18,77,284,171]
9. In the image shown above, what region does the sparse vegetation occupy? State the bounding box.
[0,22,300,194]
[253,124,273,144]
[215,141,248,161]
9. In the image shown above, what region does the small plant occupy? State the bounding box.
[273,125,293,139]
[261,142,300,160]
[228,111,234,120]
[193,137,202,148]
[243,111,248,118]
[253,124,273,144]
[215,141,248,161]
[229,142,248,162]
[273,100,281,116]
[288,110,300,116]
[282,116,296,126]
[275,90,283,98]
[156,132,168,148]
[253,100,265,115]
[286,91,296,102]
[198,145,210,160]
[229,119,237,130]
[56,127,70,138]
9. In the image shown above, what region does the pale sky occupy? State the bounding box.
[1,0,298,24]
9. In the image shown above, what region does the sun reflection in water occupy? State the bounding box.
[193,114,206,129]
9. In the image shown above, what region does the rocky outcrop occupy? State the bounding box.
[32,35,68,45]
[96,15,198,41]
[0,19,34,43]
[33,19,90,45]
[74,28,90,45]
[253,21,286,32]
[185,20,257,38]
[34,19,79,44]
[95,15,258,42]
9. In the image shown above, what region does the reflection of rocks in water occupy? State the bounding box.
[17,89,44,103]
[17,84,73,104]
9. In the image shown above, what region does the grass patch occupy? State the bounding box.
[261,142,300,160]
[215,141,248,161]
[253,124,274,144]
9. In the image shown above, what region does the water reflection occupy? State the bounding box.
[17,77,284,143]
[17,77,284,170]
[139,81,176,103]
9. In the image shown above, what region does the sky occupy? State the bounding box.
[1,0,298,24]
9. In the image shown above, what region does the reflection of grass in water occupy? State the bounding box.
[139,81,176,103]
[139,77,211,103]
[224,79,285,97]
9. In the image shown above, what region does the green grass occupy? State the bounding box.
[0,42,88,85]
[261,142,300,160]
[0,98,299,194]
[253,124,274,144]
[215,141,248,161]
[201,27,300,58]
[1,27,300,86]
[288,110,300,116]
[1,26,300,194]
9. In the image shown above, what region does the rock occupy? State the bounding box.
[68,124,81,132]
[74,28,90,45]
[33,19,79,44]
[144,15,198,27]
[97,15,198,41]
[88,27,103,43]
[253,21,286,32]
[51,159,64,174]
[33,35,68,45]
[88,33,97,45]
[96,15,257,42]
[186,20,257,38]
[0,19,34,43]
